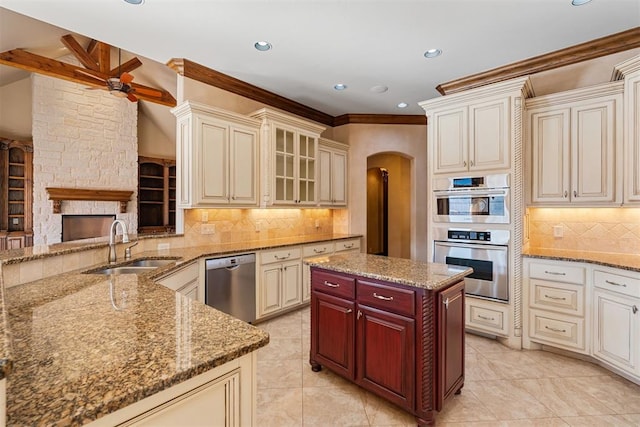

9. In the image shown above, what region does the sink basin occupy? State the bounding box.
[91,266,157,275]
[129,259,176,267]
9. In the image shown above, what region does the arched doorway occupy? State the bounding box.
[366,153,411,259]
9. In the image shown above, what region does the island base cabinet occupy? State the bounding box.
[310,267,465,426]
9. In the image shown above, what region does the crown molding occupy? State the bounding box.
[436,27,640,96]
[333,114,427,127]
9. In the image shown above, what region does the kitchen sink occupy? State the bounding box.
[128,259,176,267]
[84,258,180,275]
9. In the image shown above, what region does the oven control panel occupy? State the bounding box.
[448,230,491,241]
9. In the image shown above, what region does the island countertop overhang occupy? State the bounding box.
[305,253,473,291]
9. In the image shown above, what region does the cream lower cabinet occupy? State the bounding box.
[334,238,361,254]
[258,247,302,319]
[527,82,623,205]
[525,260,587,353]
[318,139,348,207]
[592,268,640,377]
[155,261,201,302]
[89,353,256,427]
[172,101,260,208]
[302,242,335,302]
[465,297,510,337]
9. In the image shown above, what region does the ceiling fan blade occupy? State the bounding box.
[120,72,134,84]
[127,92,138,102]
[131,86,163,97]
[75,68,107,82]
[84,86,106,90]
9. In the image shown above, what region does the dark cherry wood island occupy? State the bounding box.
[306,253,473,426]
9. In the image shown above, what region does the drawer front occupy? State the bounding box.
[156,262,199,291]
[312,269,355,299]
[356,279,415,317]
[529,309,585,351]
[529,279,584,316]
[303,242,335,258]
[260,247,302,264]
[529,261,585,285]
[594,269,640,299]
[335,239,360,253]
[466,303,507,335]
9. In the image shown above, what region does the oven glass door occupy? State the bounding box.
[433,241,509,302]
[434,190,509,224]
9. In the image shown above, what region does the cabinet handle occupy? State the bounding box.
[346,308,353,314]
[357,310,363,320]
[470,160,474,167]
[477,314,495,321]
[564,191,568,198]
[573,190,577,198]
[633,306,638,314]
[463,161,467,167]
[544,294,567,301]
[373,292,394,301]
[274,253,291,260]
[313,248,326,254]
[605,279,627,288]
[231,195,236,200]
[343,243,354,249]
[544,270,566,276]
[444,298,449,310]
[323,281,340,288]
[545,325,566,333]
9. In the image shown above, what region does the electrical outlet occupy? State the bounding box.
[157,243,170,251]
[553,225,563,238]
[202,223,216,234]
[315,219,320,228]
[201,211,208,222]
[255,221,262,232]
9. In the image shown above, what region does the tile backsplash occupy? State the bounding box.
[526,207,640,254]
[183,208,344,245]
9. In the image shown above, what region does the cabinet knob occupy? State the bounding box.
[346,308,353,314]
[463,161,467,167]
[573,190,577,198]
[633,305,638,314]
[444,298,449,310]
[564,191,568,198]
[357,310,363,320]
[469,160,474,167]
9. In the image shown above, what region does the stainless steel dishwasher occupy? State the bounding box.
[205,253,256,323]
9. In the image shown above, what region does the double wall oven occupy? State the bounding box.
[432,174,511,303]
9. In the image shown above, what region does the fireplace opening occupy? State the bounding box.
[62,215,116,242]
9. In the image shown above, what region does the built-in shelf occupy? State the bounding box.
[45,188,134,214]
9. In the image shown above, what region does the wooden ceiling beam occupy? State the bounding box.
[86,39,100,61]
[333,114,426,126]
[97,42,110,74]
[60,34,99,71]
[0,49,176,107]
[109,57,142,76]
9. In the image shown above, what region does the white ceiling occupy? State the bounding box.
[1,0,639,117]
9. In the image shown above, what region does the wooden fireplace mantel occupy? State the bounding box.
[45,188,134,214]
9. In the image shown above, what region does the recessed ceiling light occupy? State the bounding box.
[334,84,347,91]
[424,48,442,58]
[571,0,592,5]
[397,102,408,109]
[254,41,272,51]
[370,85,388,93]
[123,0,144,4]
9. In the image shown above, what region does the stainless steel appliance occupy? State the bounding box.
[433,228,509,302]
[205,253,256,323]
[433,173,510,224]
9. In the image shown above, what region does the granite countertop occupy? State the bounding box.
[305,252,473,291]
[522,247,640,273]
[0,233,361,425]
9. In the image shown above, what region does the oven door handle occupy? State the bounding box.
[434,241,508,252]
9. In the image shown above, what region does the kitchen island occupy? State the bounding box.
[306,253,473,426]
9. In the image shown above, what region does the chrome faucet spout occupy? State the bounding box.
[108,220,129,264]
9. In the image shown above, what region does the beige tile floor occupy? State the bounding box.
[255,306,640,426]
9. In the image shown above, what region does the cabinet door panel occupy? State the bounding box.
[593,290,638,372]
[318,149,332,204]
[259,265,282,317]
[311,291,355,379]
[469,98,509,171]
[626,74,640,203]
[282,261,301,309]
[199,120,229,204]
[331,150,347,205]
[357,305,415,409]
[230,127,257,205]
[433,108,468,174]
[437,281,465,410]
[531,108,570,203]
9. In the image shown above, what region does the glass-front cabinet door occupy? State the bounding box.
[298,134,316,205]
[273,127,317,205]
[275,128,296,203]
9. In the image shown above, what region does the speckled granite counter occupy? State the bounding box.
[305,252,472,290]
[0,233,361,425]
[522,247,640,273]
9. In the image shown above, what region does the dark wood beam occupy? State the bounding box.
[87,39,100,61]
[109,57,143,76]
[97,42,110,74]
[0,49,176,107]
[60,34,98,71]
[333,114,426,127]
[436,27,640,95]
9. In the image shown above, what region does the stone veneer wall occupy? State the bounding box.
[527,207,640,254]
[31,74,138,245]
[183,209,342,246]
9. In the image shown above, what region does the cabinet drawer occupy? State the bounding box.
[357,280,415,317]
[529,279,584,316]
[529,309,585,351]
[156,262,198,292]
[312,269,355,299]
[466,303,507,335]
[593,269,640,298]
[303,242,335,257]
[529,261,585,285]
[335,239,360,252]
[260,247,301,264]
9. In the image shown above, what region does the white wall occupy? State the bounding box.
[31,74,138,244]
[0,77,32,140]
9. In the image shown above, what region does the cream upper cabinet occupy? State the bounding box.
[430,98,509,174]
[171,102,260,208]
[318,138,348,207]
[614,55,640,204]
[250,108,325,207]
[420,77,533,176]
[527,82,623,206]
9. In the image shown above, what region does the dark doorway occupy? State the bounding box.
[366,167,388,256]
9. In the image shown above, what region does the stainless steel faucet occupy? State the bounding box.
[108,219,129,264]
